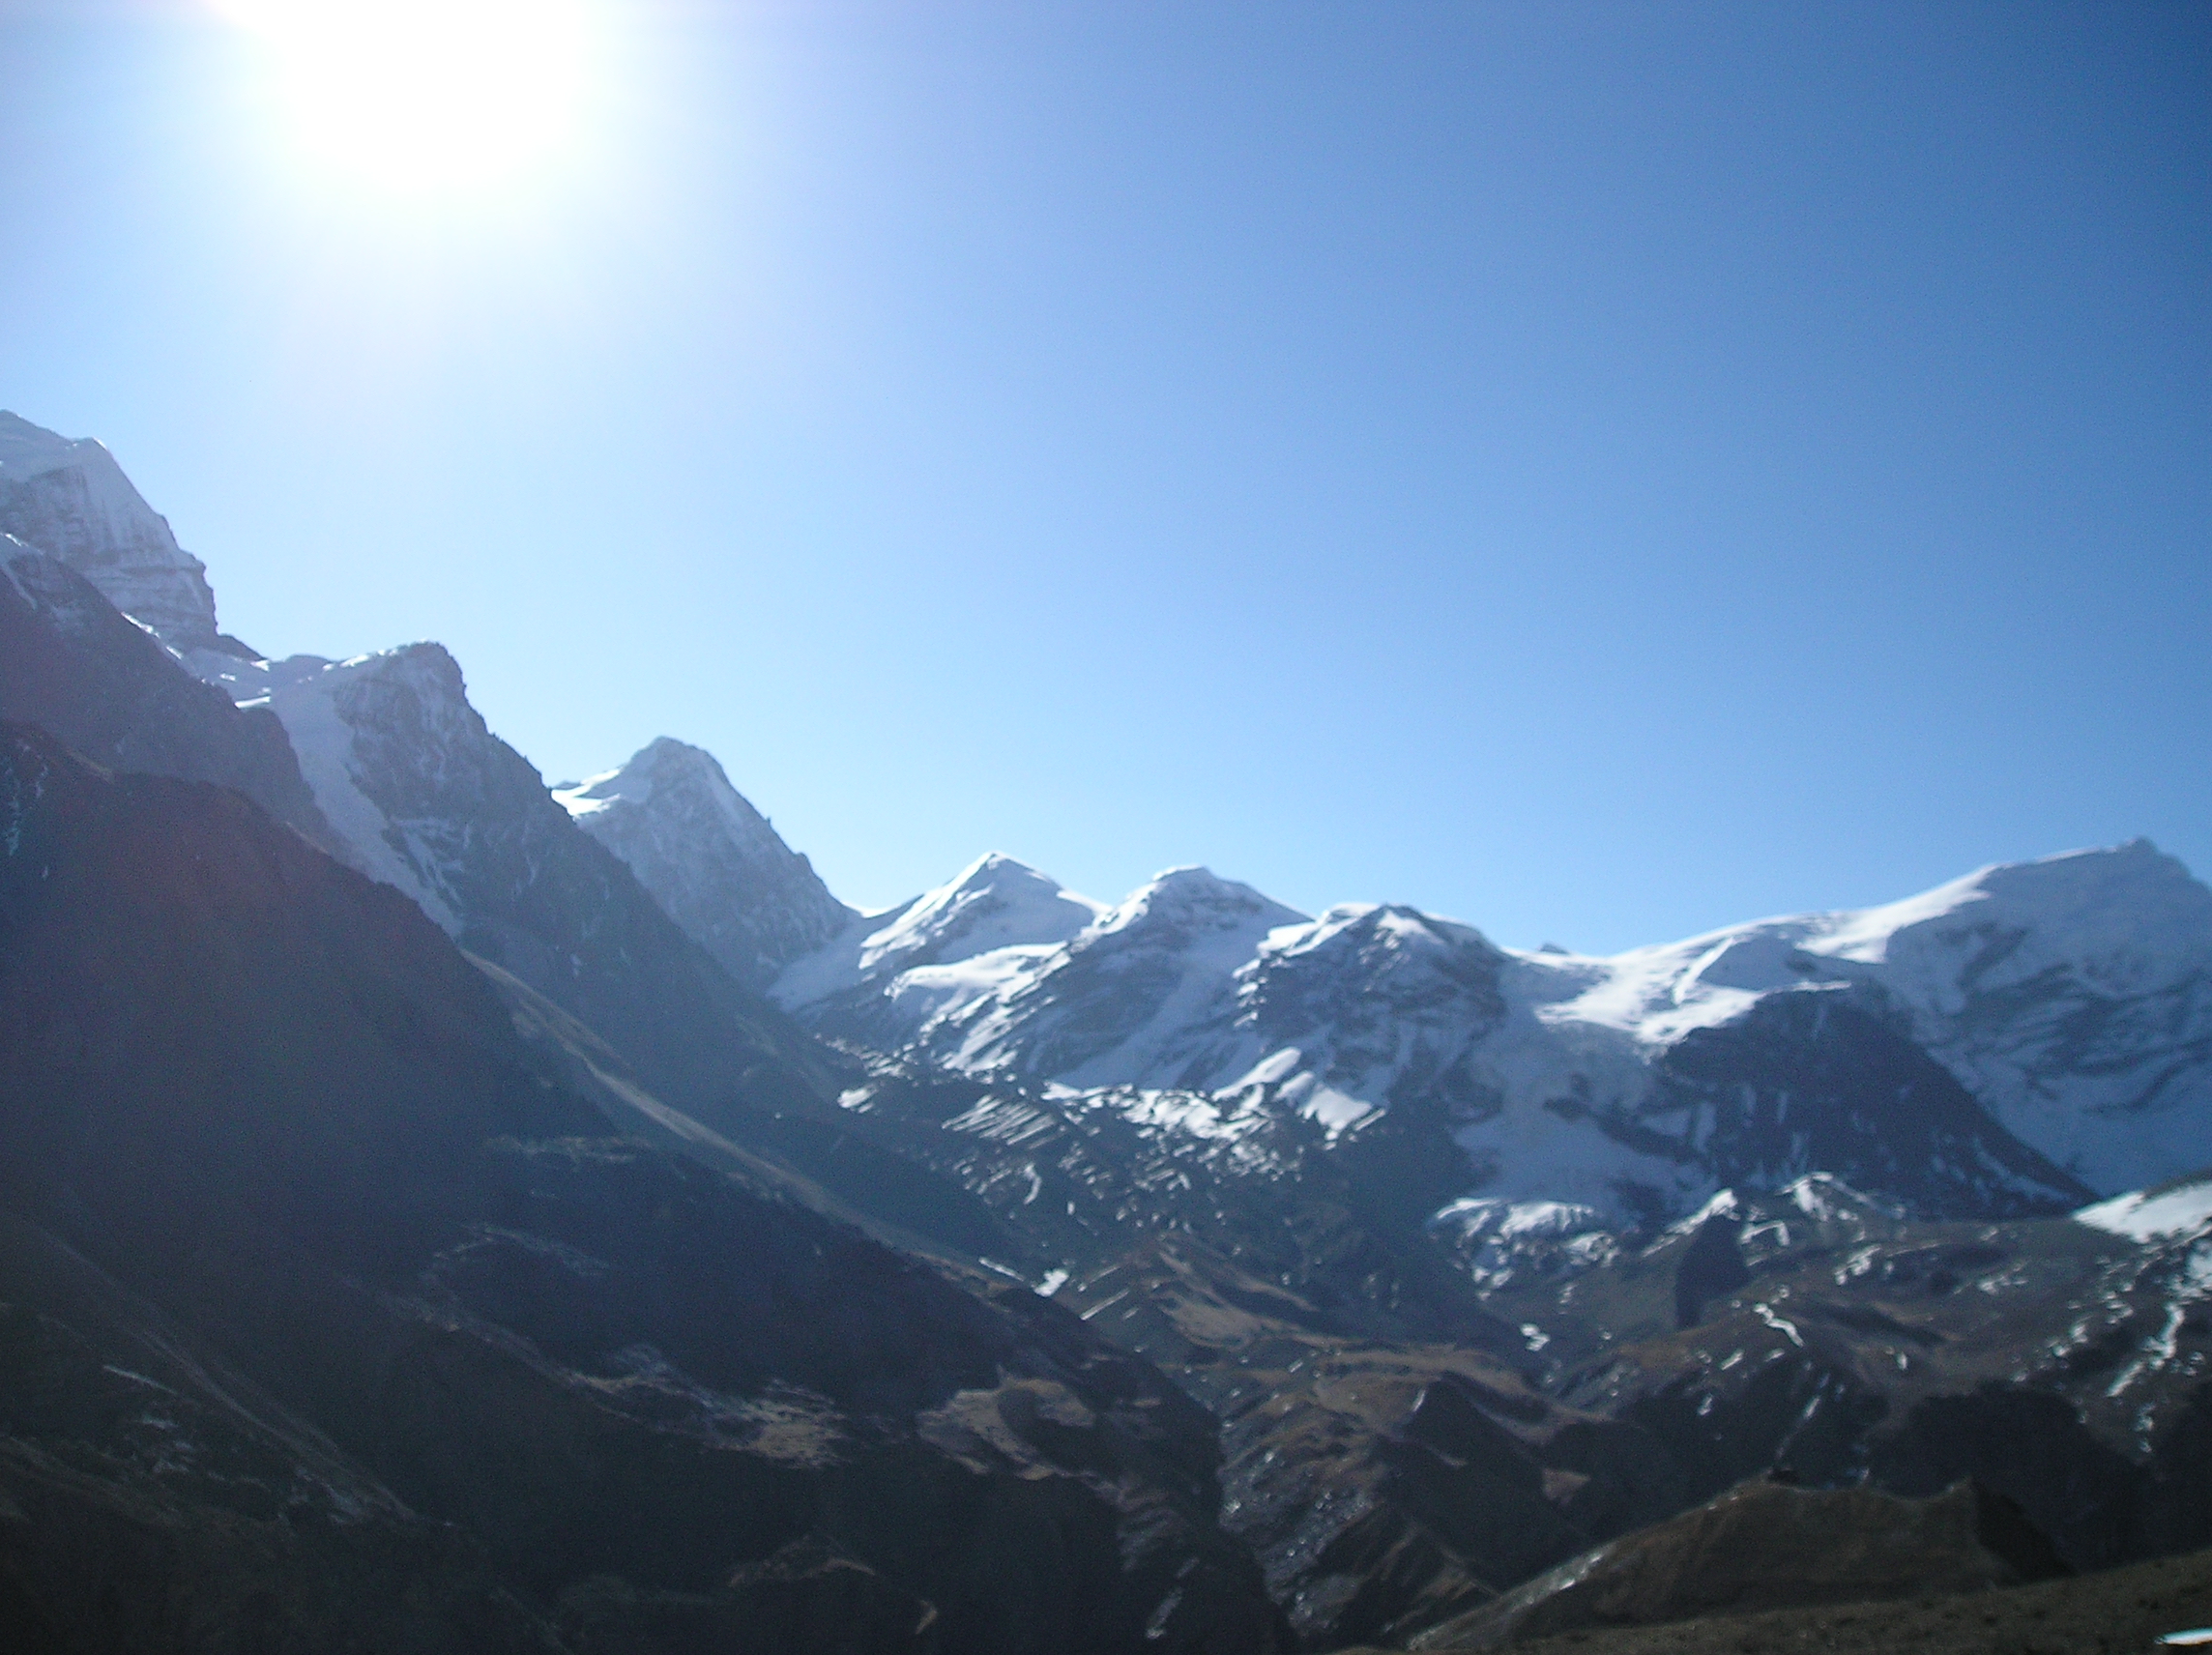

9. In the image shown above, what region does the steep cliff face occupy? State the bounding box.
[189,642,841,1129]
[0,413,222,651]
[555,738,855,991]
[0,722,1289,1655]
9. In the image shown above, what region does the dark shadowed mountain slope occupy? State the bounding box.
[0,723,1287,1655]
[4,426,1034,1309]
[0,544,337,857]
[1635,988,2092,1219]
[975,1162,2210,1647]
[0,1205,570,1655]
[1407,1476,2069,1649]
[1407,1543,2212,1655]
[0,416,842,1141]
[218,641,842,1128]
[1415,1468,2070,1645]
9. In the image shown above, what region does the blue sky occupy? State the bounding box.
[3,1,2205,948]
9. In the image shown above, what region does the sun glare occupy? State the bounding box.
[215,0,592,191]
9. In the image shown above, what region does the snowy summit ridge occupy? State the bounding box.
[1525,840,2212,1192]
[773,840,2212,1215]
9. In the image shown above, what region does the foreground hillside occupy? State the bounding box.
[0,723,1286,1653]
[1396,1540,2212,1654]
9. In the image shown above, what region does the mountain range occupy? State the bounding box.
[1,410,2205,1653]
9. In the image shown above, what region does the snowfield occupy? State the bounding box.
[775,841,2212,1216]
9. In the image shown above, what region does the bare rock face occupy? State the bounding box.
[196,642,845,1133]
[0,413,220,651]
[1489,1177,2212,1575]
[555,738,855,992]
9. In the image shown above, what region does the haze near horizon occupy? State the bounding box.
[1,0,2204,950]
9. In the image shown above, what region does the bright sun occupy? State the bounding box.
[215,0,592,191]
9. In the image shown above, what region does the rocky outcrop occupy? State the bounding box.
[1642,989,2092,1219]
[1494,1178,2212,1572]
[1377,1544,2212,1655]
[212,643,841,1132]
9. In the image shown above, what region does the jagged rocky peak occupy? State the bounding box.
[224,642,490,932]
[0,412,220,651]
[554,737,855,990]
[910,866,1313,1092]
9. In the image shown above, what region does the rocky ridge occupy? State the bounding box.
[0,541,338,858]
[1407,1476,2072,1649]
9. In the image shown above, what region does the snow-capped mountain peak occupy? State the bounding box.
[1089,865,1306,943]
[776,838,2209,1222]
[552,737,854,990]
[0,413,220,650]
[558,737,736,822]
[771,851,1102,1013]
[1807,838,2209,999]
[880,851,1107,968]
[1505,842,2212,1194]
